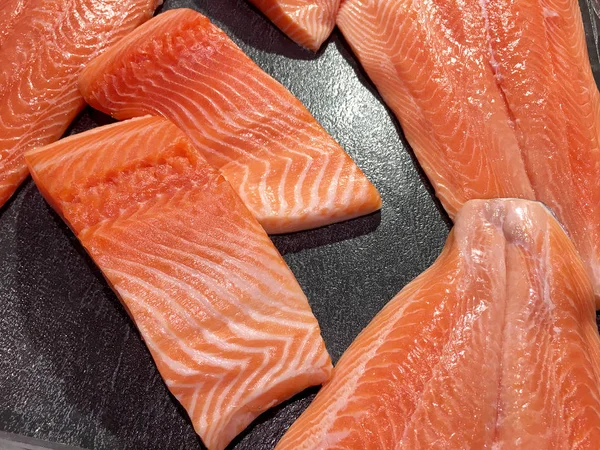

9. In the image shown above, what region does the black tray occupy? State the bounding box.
[1,1,599,449]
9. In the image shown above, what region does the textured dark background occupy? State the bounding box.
[0,1,599,449]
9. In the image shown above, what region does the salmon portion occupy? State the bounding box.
[276,199,600,449]
[336,0,535,219]
[25,116,333,450]
[78,8,381,234]
[0,0,160,208]
[248,0,340,51]
[483,0,600,303]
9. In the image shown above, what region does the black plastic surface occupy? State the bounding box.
[1,1,598,449]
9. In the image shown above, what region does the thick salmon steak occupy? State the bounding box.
[0,0,160,208]
[248,0,340,51]
[276,199,600,449]
[78,8,381,234]
[25,116,333,450]
[337,0,600,306]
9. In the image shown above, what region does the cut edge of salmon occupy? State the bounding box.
[79,8,382,235]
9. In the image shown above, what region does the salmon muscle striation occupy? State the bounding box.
[78,8,382,234]
[276,199,600,449]
[25,116,333,450]
[0,0,160,207]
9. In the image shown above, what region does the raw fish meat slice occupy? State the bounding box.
[78,8,381,234]
[25,116,333,450]
[276,199,600,449]
[336,0,535,219]
[483,0,600,304]
[248,0,340,51]
[0,0,29,48]
[0,0,160,208]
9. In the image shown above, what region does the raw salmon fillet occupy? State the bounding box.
[482,0,600,303]
[0,0,160,208]
[25,116,333,450]
[338,0,600,306]
[78,8,381,234]
[276,199,600,449]
[336,0,535,218]
[0,0,29,48]
[248,0,340,51]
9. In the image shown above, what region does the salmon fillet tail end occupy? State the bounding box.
[24,116,333,450]
[276,198,600,449]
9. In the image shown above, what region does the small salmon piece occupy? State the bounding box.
[0,0,160,208]
[276,199,600,449]
[78,8,381,234]
[25,116,333,450]
[248,0,340,51]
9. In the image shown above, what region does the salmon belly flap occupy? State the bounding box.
[276,199,600,450]
[247,0,341,51]
[78,8,381,235]
[0,0,160,208]
[24,116,333,450]
[337,0,600,306]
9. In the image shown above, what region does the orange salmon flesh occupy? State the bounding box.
[276,199,600,449]
[78,8,382,235]
[25,116,333,450]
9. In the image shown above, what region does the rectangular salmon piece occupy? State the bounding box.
[78,8,381,234]
[25,116,333,450]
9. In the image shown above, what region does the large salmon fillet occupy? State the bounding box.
[78,8,381,234]
[248,0,340,51]
[0,0,160,208]
[336,0,535,219]
[276,199,600,449]
[337,0,600,306]
[482,0,600,304]
[25,116,333,450]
